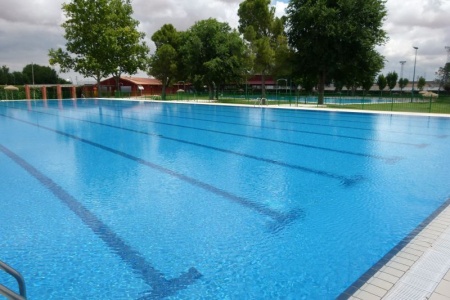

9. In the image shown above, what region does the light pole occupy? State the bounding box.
[399,61,406,92]
[411,47,418,100]
[399,61,406,79]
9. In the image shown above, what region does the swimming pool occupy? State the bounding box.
[1,99,449,299]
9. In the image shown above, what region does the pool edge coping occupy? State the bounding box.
[337,197,450,299]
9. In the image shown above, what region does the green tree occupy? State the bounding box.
[22,64,63,84]
[361,76,375,96]
[108,0,149,92]
[398,78,409,92]
[148,24,181,100]
[286,0,387,104]
[49,0,148,96]
[386,71,398,93]
[238,0,285,99]
[417,76,426,91]
[0,66,9,84]
[436,63,450,92]
[377,74,387,96]
[180,18,248,100]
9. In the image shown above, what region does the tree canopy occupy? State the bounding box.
[436,62,450,92]
[0,64,67,85]
[286,0,387,104]
[386,71,398,92]
[48,0,148,94]
[148,24,181,100]
[238,0,286,99]
[180,18,249,100]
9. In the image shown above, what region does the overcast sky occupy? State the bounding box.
[0,0,449,84]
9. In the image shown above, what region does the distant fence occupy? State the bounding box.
[2,87,449,114]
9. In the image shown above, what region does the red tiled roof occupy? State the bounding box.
[120,76,162,86]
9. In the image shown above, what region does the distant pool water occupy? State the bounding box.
[1,99,449,299]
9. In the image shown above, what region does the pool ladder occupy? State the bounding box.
[254,97,267,106]
[0,260,27,300]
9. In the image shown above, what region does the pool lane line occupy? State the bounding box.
[336,197,450,300]
[3,103,432,148]
[4,107,406,164]
[1,112,367,185]
[1,115,302,228]
[0,144,202,299]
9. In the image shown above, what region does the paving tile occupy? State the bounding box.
[407,243,428,252]
[397,251,420,262]
[435,279,450,296]
[368,277,394,291]
[416,234,437,243]
[411,238,433,248]
[376,270,401,284]
[362,283,388,298]
[420,229,441,238]
[444,271,450,281]
[429,292,450,300]
[392,255,415,267]
[402,246,424,257]
[377,267,405,282]
[386,261,410,272]
[354,290,381,300]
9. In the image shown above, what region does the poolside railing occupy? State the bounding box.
[1,87,449,114]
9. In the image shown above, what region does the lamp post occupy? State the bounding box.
[399,61,406,92]
[399,61,406,80]
[411,47,418,101]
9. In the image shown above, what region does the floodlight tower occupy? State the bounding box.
[399,61,406,79]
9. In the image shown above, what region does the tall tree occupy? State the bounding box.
[417,76,426,91]
[238,0,284,99]
[148,24,181,100]
[386,71,399,93]
[180,18,248,100]
[286,0,387,104]
[398,78,409,92]
[377,74,387,96]
[49,0,148,96]
[0,66,9,85]
[22,64,62,84]
[108,0,149,91]
[436,63,450,92]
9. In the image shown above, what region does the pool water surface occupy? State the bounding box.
[0,99,449,299]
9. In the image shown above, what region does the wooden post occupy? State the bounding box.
[71,86,76,99]
[56,85,62,100]
[25,85,31,100]
[41,86,47,100]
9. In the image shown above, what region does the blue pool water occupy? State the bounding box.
[1,99,449,299]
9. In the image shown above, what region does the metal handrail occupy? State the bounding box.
[0,260,27,299]
[0,284,26,300]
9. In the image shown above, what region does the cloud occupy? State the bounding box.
[0,0,448,83]
[380,0,450,80]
